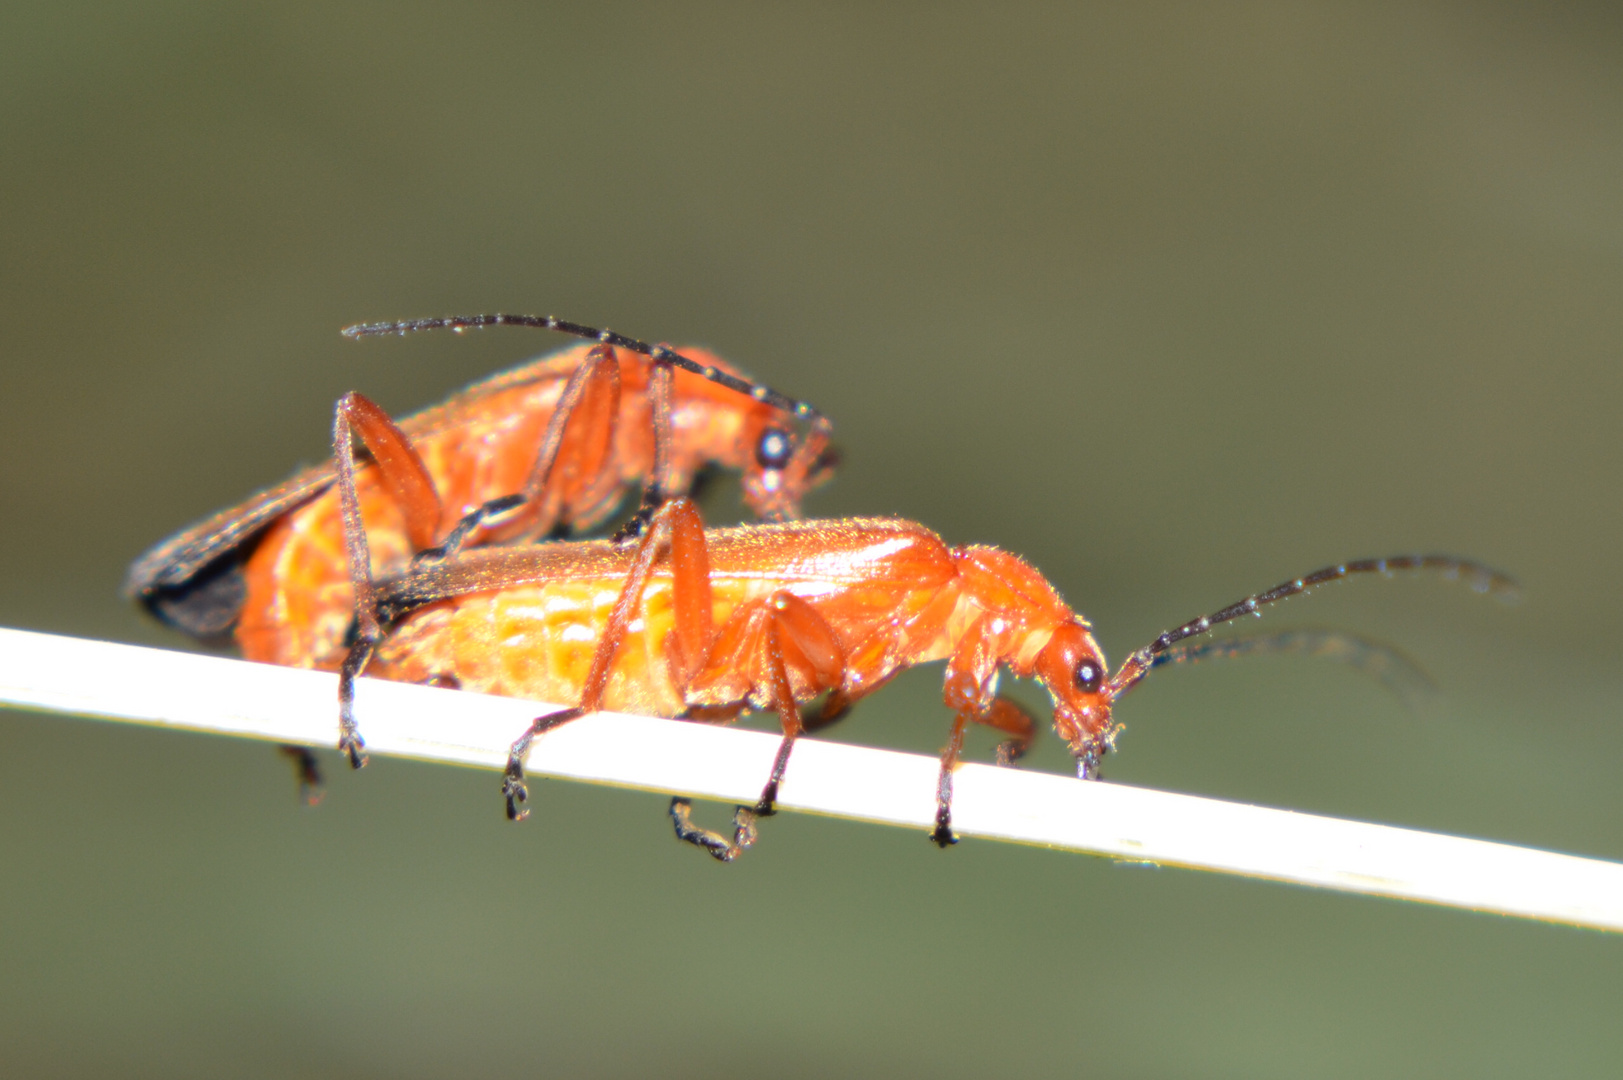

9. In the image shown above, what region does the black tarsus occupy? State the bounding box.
[278,745,325,806]
[754,733,798,817]
[337,638,375,769]
[669,798,760,862]
[501,706,588,821]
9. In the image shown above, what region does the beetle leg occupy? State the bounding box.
[278,745,325,806]
[927,697,1035,843]
[983,696,1039,767]
[752,623,803,818]
[671,591,843,858]
[336,635,376,769]
[759,601,841,818]
[932,713,971,847]
[668,798,759,862]
[932,614,1007,846]
[752,592,844,815]
[334,392,444,554]
[501,706,587,821]
[417,493,527,563]
[331,392,443,768]
[501,496,711,820]
[613,353,677,543]
[517,343,621,537]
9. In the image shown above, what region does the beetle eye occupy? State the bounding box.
[755,427,793,471]
[1073,658,1104,694]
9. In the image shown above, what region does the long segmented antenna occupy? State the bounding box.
[1150,627,1436,711]
[1109,555,1518,699]
[341,314,827,427]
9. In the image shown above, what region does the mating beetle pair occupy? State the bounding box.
[129,314,1512,857]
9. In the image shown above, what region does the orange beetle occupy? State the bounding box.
[126,315,835,675]
[350,496,1513,857]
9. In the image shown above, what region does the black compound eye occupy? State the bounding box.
[1073,658,1104,694]
[755,427,793,471]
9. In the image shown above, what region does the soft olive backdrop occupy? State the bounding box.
[2,4,1620,1077]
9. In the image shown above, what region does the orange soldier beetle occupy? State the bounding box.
[125,314,836,676]
[345,496,1513,857]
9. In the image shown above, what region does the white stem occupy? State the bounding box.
[1,627,1618,931]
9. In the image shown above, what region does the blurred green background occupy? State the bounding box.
[3,3,1621,1076]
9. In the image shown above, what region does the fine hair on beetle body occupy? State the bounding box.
[343,494,1515,860]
